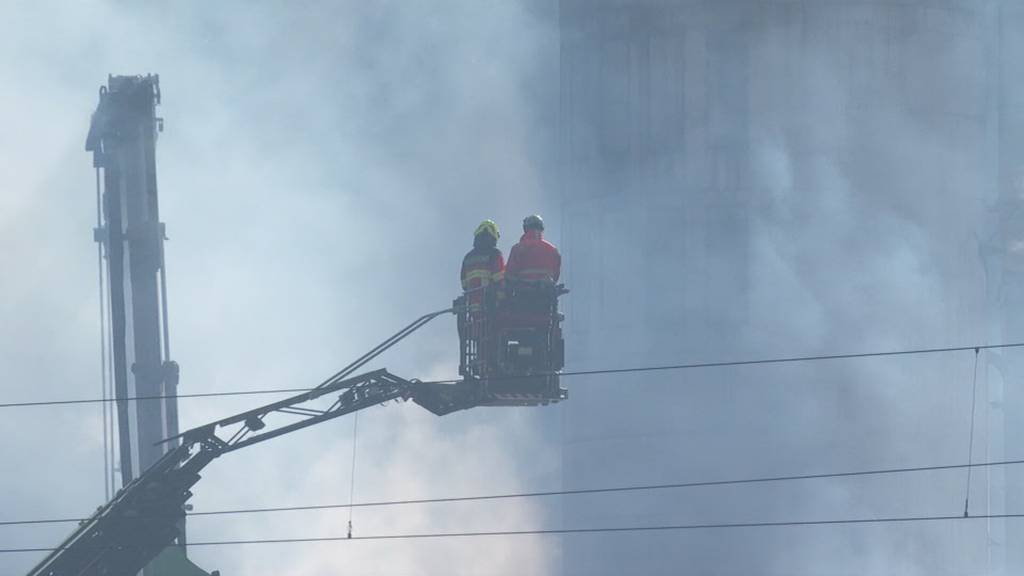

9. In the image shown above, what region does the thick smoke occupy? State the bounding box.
[559,3,1000,575]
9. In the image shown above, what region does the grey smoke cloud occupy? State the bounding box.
[559,3,1003,575]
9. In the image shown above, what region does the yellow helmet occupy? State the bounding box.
[474,219,500,240]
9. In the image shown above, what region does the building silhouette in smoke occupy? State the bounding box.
[558,1,1022,574]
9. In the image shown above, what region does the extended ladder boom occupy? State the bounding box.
[28,298,566,575]
[28,369,416,576]
[28,308,458,576]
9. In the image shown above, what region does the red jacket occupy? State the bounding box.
[506,230,561,283]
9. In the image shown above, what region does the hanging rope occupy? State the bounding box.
[106,277,117,498]
[95,167,111,502]
[348,411,359,538]
[158,235,171,362]
[963,347,980,517]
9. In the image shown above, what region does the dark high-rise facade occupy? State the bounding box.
[558,2,1019,573]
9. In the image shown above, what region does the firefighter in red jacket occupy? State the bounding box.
[506,214,561,283]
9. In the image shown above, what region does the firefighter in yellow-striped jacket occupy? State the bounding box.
[461,220,505,305]
[460,220,505,356]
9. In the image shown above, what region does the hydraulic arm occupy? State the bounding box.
[28,368,416,576]
[26,307,499,576]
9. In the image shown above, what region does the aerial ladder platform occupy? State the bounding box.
[27,300,567,576]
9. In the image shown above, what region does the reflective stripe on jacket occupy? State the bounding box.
[506,230,561,283]
[461,247,505,292]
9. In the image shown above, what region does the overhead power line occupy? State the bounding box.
[3,457,1023,528]
[2,341,1021,410]
[4,512,1024,554]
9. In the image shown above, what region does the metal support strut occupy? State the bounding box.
[26,308,455,576]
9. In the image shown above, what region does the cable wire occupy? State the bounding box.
[347,411,358,539]
[5,512,1024,554]
[4,457,1023,528]
[94,166,110,502]
[105,275,118,499]
[4,341,1024,410]
[964,348,981,517]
